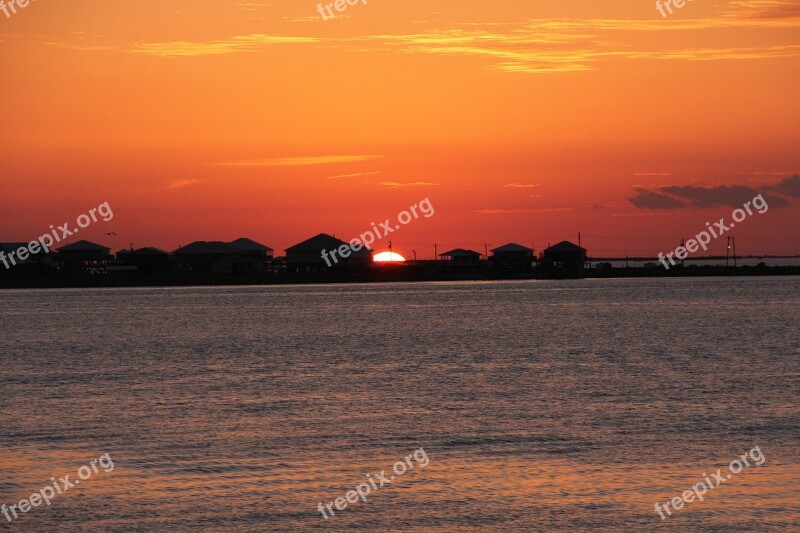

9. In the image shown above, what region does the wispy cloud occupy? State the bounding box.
[167,178,200,189]
[325,171,380,180]
[633,172,671,176]
[474,207,571,214]
[214,155,382,167]
[132,34,319,58]
[285,14,354,23]
[65,6,800,72]
[725,0,800,20]
[504,183,540,188]
[380,181,439,188]
[751,170,798,176]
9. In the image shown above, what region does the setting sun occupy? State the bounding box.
[374,251,406,263]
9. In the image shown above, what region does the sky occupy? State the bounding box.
[1,0,799,258]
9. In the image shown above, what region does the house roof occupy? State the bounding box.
[128,247,172,256]
[491,243,534,253]
[286,233,345,252]
[544,241,587,253]
[229,237,273,252]
[286,233,372,257]
[173,241,242,255]
[57,240,111,253]
[440,248,481,257]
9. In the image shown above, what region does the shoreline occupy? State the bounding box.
[2,264,799,290]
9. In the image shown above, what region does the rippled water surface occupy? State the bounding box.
[1,278,798,531]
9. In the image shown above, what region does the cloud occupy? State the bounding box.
[751,170,798,176]
[504,183,540,188]
[628,188,685,210]
[628,177,799,209]
[214,155,382,167]
[167,179,200,189]
[380,181,439,188]
[132,34,319,58]
[325,171,380,180]
[661,184,766,208]
[633,172,671,176]
[725,0,800,20]
[474,207,571,214]
[765,174,800,198]
[122,9,800,71]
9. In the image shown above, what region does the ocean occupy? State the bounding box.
[1,278,798,531]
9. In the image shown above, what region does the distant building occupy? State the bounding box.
[57,240,112,275]
[540,241,587,277]
[285,233,372,271]
[173,241,264,274]
[491,243,535,272]
[229,238,274,261]
[122,247,174,274]
[439,249,482,265]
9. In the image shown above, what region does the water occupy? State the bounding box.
[1,278,798,531]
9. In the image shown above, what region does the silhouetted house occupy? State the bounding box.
[57,240,112,275]
[122,247,174,274]
[439,249,482,265]
[229,238,273,265]
[540,241,587,277]
[285,233,372,272]
[491,243,535,272]
[173,241,262,274]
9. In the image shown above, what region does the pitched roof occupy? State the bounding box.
[544,241,587,253]
[491,243,534,253]
[128,247,172,256]
[229,237,273,252]
[286,233,346,252]
[286,233,372,256]
[57,240,111,253]
[440,248,481,257]
[173,241,242,255]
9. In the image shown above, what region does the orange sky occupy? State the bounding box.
[1,0,799,258]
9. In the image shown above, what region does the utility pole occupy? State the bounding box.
[727,237,731,267]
